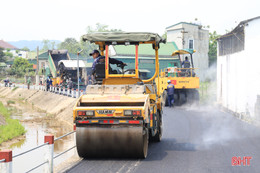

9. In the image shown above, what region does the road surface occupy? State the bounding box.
[66,105,260,173]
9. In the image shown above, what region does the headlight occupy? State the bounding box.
[124,110,132,116]
[124,110,141,116]
[78,110,95,116]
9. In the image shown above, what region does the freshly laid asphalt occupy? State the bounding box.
[66,105,260,173]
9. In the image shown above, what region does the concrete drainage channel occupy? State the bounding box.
[0,127,77,173]
[0,83,82,172]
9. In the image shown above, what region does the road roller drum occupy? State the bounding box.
[76,125,148,158]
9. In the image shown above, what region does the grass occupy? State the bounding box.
[0,102,26,144]
[12,86,19,91]
[7,100,15,105]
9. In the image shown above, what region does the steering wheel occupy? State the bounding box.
[117,63,127,74]
[124,69,136,74]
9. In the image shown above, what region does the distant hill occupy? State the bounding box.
[8,40,61,51]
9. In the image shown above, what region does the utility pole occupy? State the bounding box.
[36,46,39,74]
[77,49,83,97]
[181,29,188,62]
[181,29,188,49]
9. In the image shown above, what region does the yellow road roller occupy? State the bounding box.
[156,49,200,106]
[73,32,165,158]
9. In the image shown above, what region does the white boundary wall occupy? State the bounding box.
[217,18,260,120]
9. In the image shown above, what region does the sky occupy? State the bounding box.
[1,0,260,42]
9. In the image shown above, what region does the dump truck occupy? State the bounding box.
[156,49,200,106]
[46,50,86,87]
[73,32,165,158]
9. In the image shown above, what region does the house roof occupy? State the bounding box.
[166,22,201,30]
[0,40,18,49]
[218,16,260,40]
[38,50,86,60]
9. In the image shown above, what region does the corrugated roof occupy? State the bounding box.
[218,16,260,40]
[114,42,178,57]
[38,51,86,60]
[0,40,18,49]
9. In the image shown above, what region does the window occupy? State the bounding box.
[189,39,194,49]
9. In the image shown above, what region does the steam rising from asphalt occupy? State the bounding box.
[178,63,260,149]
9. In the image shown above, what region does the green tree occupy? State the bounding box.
[51,41,56,50]
[162,30,167,40]
[86,23,122,33]
[83,23,123,56]
[0,47,5,62]
[21,47,30,51]
[4,52,13,58]
[11,57,33,77]
[42,39,51,51]
[208,31,219,66]
[57,38,81,54]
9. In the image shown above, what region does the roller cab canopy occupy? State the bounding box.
[81,32,166,45]
[171,49,196,68]
[171,49,196,56]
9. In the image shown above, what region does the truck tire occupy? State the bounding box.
[193,89,200,105]
[153,110,162,142]
[141,127,149,158]
[164,90,169,107]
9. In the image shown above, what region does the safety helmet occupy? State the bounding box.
[167,80,171,83]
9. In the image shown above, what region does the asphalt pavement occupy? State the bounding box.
[66,105,260,173]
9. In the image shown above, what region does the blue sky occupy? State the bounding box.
[1,0,259,41]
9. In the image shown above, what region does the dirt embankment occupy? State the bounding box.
[0,87,77,126]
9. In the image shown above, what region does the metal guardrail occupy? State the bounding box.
[54,131,75,141]
[54,146,76,159]
[13,143,48,159]
[0,82,86,98]
[25,161,48,173]
[0,129,76,173]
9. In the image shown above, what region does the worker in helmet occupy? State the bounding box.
[90,49,126,75]
[167,80,175,107]
[182,56,191,68]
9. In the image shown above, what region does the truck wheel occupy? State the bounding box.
[153,110,162,142]
[141,127,149,158]
[193,90,200,105]
[164,90,169,107]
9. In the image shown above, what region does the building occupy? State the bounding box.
[110,42,179,79]
[166,22,209,80]
[0,40,28,58]
[217,16,260,121]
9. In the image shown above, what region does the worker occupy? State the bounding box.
[90,49,126,75]
[167,80,175,107]
[4,77,9,87]
[27,76,31,89]
[46,76,52,91]
[67,78,73,90]
[182,56,191,68]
